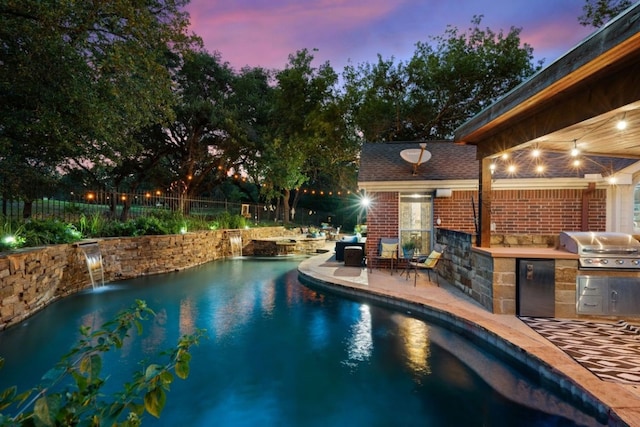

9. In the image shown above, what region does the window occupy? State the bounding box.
[399,193,432,257]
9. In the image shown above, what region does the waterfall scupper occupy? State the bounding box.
[228,231,243,258]
[77,241,105,289]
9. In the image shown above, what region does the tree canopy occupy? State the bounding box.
[0,0,199,203]
[2,3,543,223]
[342,16,540,141]
[579,0,632,27]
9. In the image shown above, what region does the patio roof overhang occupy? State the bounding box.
[453,3,640,247]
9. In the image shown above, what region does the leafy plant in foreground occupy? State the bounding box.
[0,300,205,426]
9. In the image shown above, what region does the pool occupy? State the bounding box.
[0,258,602,426]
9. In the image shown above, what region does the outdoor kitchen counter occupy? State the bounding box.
[468,246,580,316]
[472,246,579,259]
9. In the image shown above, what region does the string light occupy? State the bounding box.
[570,140,580,157]
[616,113,627,130]
[486,109,635,180]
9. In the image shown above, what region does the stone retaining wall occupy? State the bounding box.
[0,227,295,330]
[252,237,327,256]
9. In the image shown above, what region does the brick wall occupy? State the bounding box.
[433,188,606,234]
[364,192,399,264]
[368,188,606,248]
[433,190,478,233]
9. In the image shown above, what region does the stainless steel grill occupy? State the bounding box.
[559,231,640,269]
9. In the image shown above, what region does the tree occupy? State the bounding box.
[215,65,274,203]
[579,0,632,27]
[342,56,410,141]
[0,300,203,426]
[0,0,199,216]
[342,16,540,141]
[406,16,539,139]
[146,52,274,215]
[68,49,253,220]
[259,49,344,223]
[159,50,237,212]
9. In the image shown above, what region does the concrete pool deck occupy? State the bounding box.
[298,247,640,427]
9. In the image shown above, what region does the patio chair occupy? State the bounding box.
[409,245,447,287]
[370,237,399,274]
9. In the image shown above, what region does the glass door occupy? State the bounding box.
[399,193,433,258]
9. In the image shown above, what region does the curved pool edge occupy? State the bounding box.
[297,252,639,427]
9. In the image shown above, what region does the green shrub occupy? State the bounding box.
[133,216,169,236]
[22,219,83,247]
[229,214,247,230]
[0,220,26,252]
[1,209,256,249]
[78,212,107,237]
[96,219,130,237]
[184,216,210,232]
[210,211,247,230]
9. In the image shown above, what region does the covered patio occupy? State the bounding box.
[454,3,640,246]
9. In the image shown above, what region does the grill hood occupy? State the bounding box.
[559,232,640,255]
[559,231,640,269]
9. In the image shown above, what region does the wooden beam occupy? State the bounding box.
[474,59,640,158]
[478,157,493,247]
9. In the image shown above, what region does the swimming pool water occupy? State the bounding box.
[0,258,602,426]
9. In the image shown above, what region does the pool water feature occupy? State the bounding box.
[228,231,243,257]
[77,241,104,288]
[0,259,603,426]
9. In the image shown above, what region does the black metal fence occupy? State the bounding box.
[0,190,342,227]
[0,190,278,223]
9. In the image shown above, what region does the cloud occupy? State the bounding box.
[187,0,408,70]
[185,0,596,72]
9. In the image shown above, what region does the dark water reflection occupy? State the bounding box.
[0,259,602,426]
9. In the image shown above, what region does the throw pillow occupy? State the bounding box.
[421,250,442,268]
[380,243,397,258]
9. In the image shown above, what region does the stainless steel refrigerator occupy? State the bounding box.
[517,259,555,317]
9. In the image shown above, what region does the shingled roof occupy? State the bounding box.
[358,141,638,183]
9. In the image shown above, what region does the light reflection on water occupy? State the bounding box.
[0,259,603,426]
[397,315,431,377]
[343,304,373,367]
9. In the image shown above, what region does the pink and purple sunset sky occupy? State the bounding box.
[185,0,595,72]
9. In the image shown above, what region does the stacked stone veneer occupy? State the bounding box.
[555,259,579,318]
[469,252,581,316]
[437,228,579,315]
[436,228,479,300]
[252,237,326,256]
[0,227,300,330]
